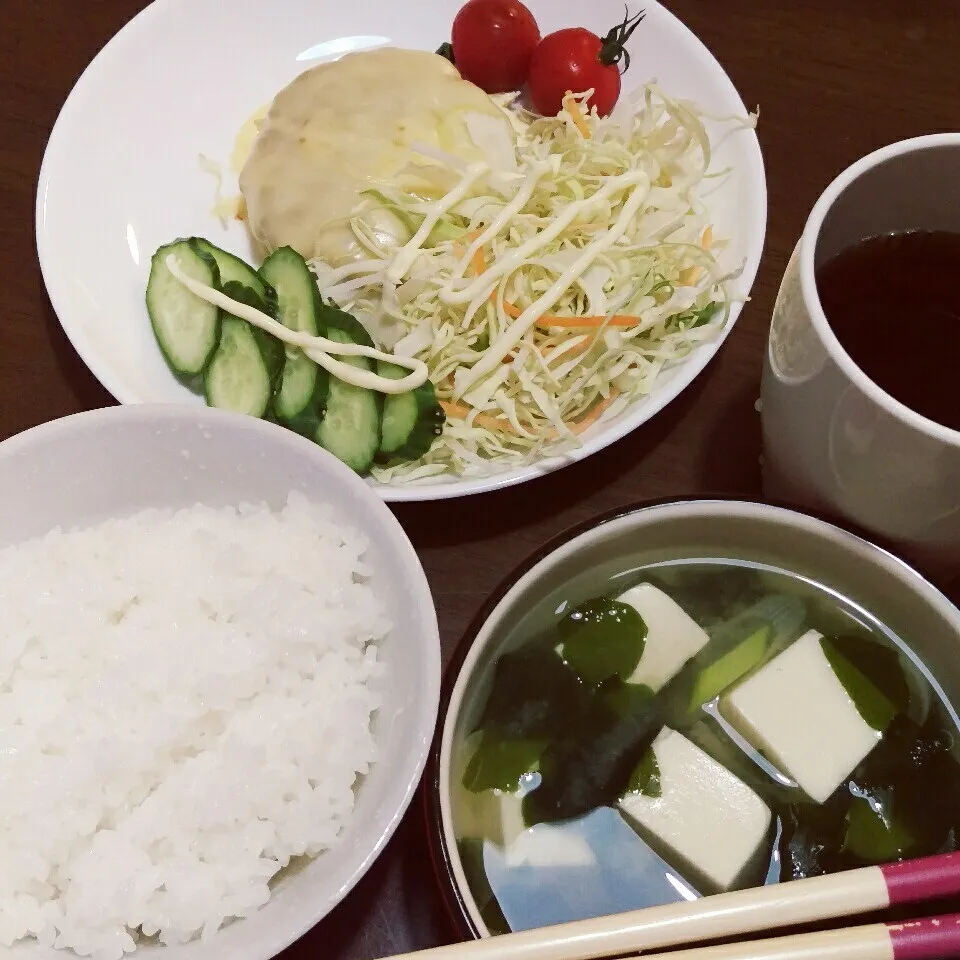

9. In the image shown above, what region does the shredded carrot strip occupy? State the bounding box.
[566,391,618,435]
[471,245,486,277]
[440,390,619,439]
[553,337,594,362]
[456,230,486,276]
[539,315,642,329]
[563,96,591,140]
[502,300,641,328]
[440,401,520,435]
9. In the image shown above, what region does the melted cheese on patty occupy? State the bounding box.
[239,48,511,266]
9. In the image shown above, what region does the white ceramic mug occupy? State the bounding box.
[761,134,960,574]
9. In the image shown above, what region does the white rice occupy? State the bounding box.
[0,492,388,959]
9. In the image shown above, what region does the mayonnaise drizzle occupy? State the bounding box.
[447,161,550,289]
[386,161,489,283]
[164,255,428,394]
[440,169,649,306]
[453,176,651,397]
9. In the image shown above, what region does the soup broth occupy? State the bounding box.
[451,560,960,934]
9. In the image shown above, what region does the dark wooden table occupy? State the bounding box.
[3,1,960,957]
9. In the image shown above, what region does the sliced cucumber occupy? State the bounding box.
[252,326,285,393]
[279,370,330,438]
[315,327,381,474]
[259,247,325,422]
[189,238,271,303]
[378,361,445,460]
[204,315,274,417]
[275,347,324,422]
[211,280,285,398]
[321,301,376,348]
[146,240,221,380]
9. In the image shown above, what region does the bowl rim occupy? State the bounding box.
[0,403,443,960]
[420,494,960,940]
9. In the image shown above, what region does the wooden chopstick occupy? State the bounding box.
[389,852,960,960]
[619,911,960,960]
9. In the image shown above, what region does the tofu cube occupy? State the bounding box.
[505,820,596,869]
[457,781,594,868]
[453,732,530,850]
[619,728,771,891]
[618,583,710,692]
[720,629,881,803]
[455,781,527,850]
[497,790,527,850]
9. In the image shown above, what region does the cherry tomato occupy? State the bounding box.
[527,9,645,117]
[451,0,541,94]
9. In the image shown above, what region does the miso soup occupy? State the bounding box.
[450,560,960,934]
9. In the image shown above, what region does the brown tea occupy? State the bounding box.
[815,230,960,432]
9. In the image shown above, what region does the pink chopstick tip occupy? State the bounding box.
[889,913,960,960]
[881,852,960,906]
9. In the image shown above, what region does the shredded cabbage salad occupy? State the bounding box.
[308,83,756,483]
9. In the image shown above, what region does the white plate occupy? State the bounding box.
[36,0,766,502]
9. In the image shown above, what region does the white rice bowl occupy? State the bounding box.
[0,405,440,960]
